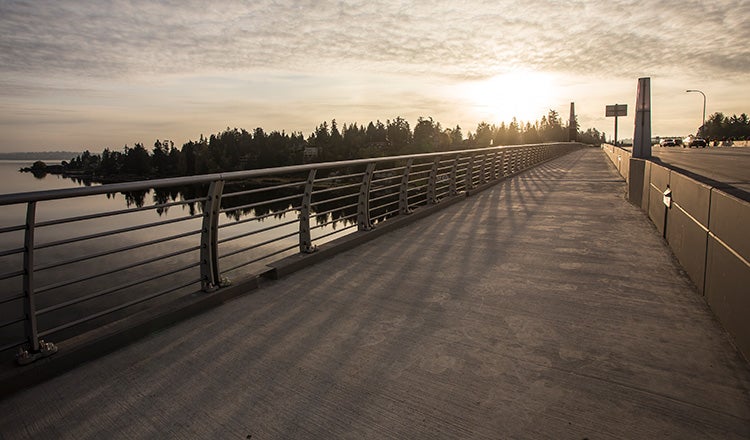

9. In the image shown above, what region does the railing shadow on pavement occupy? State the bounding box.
[0,142,584,382]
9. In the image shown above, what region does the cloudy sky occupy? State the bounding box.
[1,0,748,152]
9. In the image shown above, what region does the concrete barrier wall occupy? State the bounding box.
[601,144,750,360]
[647,164,670,236]
[667,172,711,294]
[705,192,750,358]
[601,144,631,181]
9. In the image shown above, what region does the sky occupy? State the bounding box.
[1,0,749,153]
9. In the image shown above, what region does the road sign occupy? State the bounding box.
[606,104,627,146]
[606,104,627,117]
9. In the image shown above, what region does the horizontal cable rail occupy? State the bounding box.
[0,142,582,363]
[36,244,202,295]
[219,193,301,215]
[38,274,203,338]
[37,261,201,316]
[218,231,300,261]
[34,196,207,229]
[312,202,360,219]
[0,292,25,306]
[311,192,359,207]
[34,228,202,273]
[311,224,358,242]
[0,224,25,234]
[221,243,299,274]
[35,213,203,251]
[218,207,301,230]
[218,218,299,245]
[310,214,359,231]
[222,180,306,198]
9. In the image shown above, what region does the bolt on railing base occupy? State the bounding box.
[16,340,58,366]
[202,276,232,293]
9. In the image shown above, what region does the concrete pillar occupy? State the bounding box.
[633,77,652,159]
[568,102,577,142]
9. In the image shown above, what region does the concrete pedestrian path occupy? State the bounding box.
[1,148,749,439]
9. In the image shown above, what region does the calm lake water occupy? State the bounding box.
[0,160,354,354]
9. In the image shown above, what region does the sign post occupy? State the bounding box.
[605,104,627,146]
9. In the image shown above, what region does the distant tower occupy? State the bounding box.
[568,102,577,142]
[633,78,652,158]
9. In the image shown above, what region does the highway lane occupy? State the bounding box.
[650,145,750,200]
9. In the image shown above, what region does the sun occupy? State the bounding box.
[463,70,559,124]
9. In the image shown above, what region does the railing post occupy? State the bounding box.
[449,155,459,195]
[358,163,376,231]
[17,201,57,366]
[201,180,225,292]
[399,158,414,215]
[465,154,476,191]
[479,153,488,184]
[494,151,503,179]
[426,156,441,204]
[299,169,317,253]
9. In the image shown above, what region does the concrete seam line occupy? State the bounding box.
[708,231,750,269]
[702,190,713,294]
[672,201,709,233]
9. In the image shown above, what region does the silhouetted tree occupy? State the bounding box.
[412,117,440,153]
[474,122,493,148]
[450,125,463,148]
[386,117,411,154]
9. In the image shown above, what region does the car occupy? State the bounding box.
[682,136,707,148]
[660,138,676,147]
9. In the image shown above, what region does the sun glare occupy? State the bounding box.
[463,71,559,124]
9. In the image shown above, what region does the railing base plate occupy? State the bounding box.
[17,340,58,366]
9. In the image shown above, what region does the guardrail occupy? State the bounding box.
[0,142,581,364]
[600,143,750,361]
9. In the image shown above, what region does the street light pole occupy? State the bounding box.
[686,89,706,136]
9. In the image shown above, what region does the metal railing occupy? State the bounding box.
[0,142,581,364]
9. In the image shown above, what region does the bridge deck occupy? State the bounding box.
[1,148,749,439]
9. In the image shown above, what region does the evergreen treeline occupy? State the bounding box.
[700,113,750,140]
[62,111,606,180]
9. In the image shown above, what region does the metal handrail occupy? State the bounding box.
[0,142,582,364]
[0,144,557,205]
